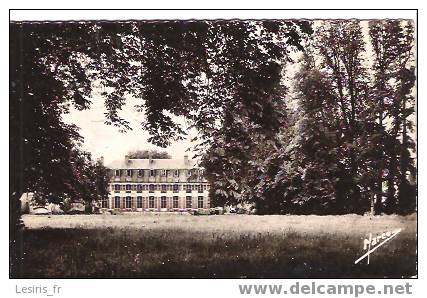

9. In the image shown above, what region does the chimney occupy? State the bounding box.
[125,155,129,164]
[184,154,189,165]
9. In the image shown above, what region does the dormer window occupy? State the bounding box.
[115,170,120,177]
[126,169,132,177]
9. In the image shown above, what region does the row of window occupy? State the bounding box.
[102,196,206,209]
[114,169,204,177]
[112,183,209,193]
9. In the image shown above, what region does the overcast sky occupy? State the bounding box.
[62,91,197,165]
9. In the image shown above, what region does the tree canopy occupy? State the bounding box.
[127,150,171,159]
[10,19,313,205]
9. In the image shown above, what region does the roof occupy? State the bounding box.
[106,158,201,170]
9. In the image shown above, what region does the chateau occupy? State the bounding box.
[102,155,211,212]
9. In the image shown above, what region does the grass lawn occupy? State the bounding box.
[20,213,417,278]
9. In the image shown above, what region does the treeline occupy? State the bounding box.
[27,145,109,211]
[203,20,416,215]
[10,20,415,222]
[127,149,171,159]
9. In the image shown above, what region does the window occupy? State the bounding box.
[137,196,143,208]
[150,169,155,177]
[138,169,143,177]
[161,169,167,177]
[137,184,142,193]
[101,199,108,208]
[114,184,120,191]
[126,184,131,191]
[126,196,132,209]
[198,196,204,208]
[187,170,192,177]
[149,184,155,193]
[115,170,120,177]
[149,196,155,208]
[198,184,203,193]
[174,170,179,177]
[126,169,132,177]
[114,196,121,208]
[186,185,192,193]
[161,196,167,208]
[173,184,179,193]
[173,196,179,208]
[161,184,167,193]
[186,196,192,208]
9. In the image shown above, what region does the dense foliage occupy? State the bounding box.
[10,19,312,212]
[127,149,171,159]
[205,20,416,215]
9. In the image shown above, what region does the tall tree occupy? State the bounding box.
[10,22,97,276]
[314,21,371,213]
[369,20,416,214]
[288,55,341,214]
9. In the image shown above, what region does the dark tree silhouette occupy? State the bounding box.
[369,20,416,214]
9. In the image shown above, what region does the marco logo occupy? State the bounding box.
[354,228,402,265]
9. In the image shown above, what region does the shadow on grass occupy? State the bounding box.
[20,227,416,278]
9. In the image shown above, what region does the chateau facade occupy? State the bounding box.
[102,155,211,212]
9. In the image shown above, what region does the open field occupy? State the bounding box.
[21,213,417,278]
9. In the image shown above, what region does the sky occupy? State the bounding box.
[62,90,197,165]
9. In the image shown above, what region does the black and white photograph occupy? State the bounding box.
[9,9,417,283]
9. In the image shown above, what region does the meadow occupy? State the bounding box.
[20,213,417,278]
